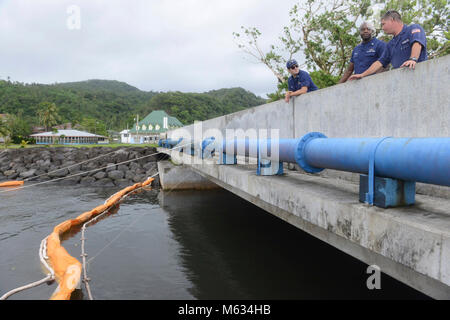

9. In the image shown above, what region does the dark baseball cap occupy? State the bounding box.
[286,59,298,69]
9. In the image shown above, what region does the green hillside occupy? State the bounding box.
[0,80,267,134]
[53,79,142,92]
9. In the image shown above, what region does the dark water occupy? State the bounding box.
[0,183,429,300]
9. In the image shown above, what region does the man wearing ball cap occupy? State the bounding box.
[284,59,318,103]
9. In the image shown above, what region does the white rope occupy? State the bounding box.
[39,237,55,280]
[0,275,53,300]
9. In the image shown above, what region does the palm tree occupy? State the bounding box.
[37,102,59,131]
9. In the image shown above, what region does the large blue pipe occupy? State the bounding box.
[303,136,450,186]
[221,138,301,165]
[218,133,450,187]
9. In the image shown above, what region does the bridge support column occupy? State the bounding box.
[157,160,219,190]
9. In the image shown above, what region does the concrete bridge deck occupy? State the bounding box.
[157,55,450,299]
[157,151,450,299]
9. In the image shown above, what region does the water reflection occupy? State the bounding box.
[159,189,429,300]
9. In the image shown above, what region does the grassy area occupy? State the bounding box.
[1,143,159,149]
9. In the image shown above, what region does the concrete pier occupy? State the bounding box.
[157,160,218,190]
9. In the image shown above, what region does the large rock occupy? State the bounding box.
[4,170,15,176]
[105,163,117,172]
[143,162,156,171]
[74,152,88,161]
[114,149,129,163]
[20,169,37,179]
[48,168,69,178]
[129,162,141,171]
[33,169,46,177]
[81,162,98,172]
[68,165,82,174]
[108,170,124,180]
[52,153,66,162]
[80,176,96,185]
[125,171,135,180]
[6,172,19,179]
[132,174,145,183]
[40,159,51,169]
[93,171,106,180]
[15,166,27,174]
[59,176,81,185]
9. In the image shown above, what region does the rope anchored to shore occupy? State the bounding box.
[0,174,157,300]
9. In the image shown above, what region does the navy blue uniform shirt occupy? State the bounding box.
[378,24,427,68]
[288,70,318,92]
[350,38,386,74]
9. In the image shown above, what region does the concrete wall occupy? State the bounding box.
[167,55,450,197]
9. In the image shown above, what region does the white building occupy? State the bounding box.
[120,129,131,143]
[30,129,109,145]
[128,110,183,144]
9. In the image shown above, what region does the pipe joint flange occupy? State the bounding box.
[295,132,327,173]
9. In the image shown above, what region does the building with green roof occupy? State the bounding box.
[127,110,183,144]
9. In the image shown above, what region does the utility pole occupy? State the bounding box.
[136,114,139,144]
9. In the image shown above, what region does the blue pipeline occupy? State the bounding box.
[202,137,216,151]
[221,138,300,162]
[160,138,183,148]
[218,132,450,187]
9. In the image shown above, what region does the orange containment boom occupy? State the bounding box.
[0,181,24,187]
[45,177,155,300]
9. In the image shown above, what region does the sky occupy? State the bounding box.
[0,0,301,98]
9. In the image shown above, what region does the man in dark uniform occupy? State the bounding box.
[349,10,427,81]
[284,59,318,103]
[339,22,387,83]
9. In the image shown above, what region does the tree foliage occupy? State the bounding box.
[143,88,266,125]
[4,112,32,144]
[79,118,108,136]
[0,80,266,133]
[37,101,59,131]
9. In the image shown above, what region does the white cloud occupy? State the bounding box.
[0,0,300,97]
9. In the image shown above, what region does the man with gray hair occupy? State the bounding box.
[339,21,386,83]
[349,10,427,81]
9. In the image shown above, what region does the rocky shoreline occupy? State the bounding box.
[0,146,167,187]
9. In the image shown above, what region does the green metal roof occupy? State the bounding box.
[129,110,183,134]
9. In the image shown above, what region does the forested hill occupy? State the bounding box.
[0,79,266,130]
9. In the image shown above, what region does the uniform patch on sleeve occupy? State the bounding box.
[411,28,421,34]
